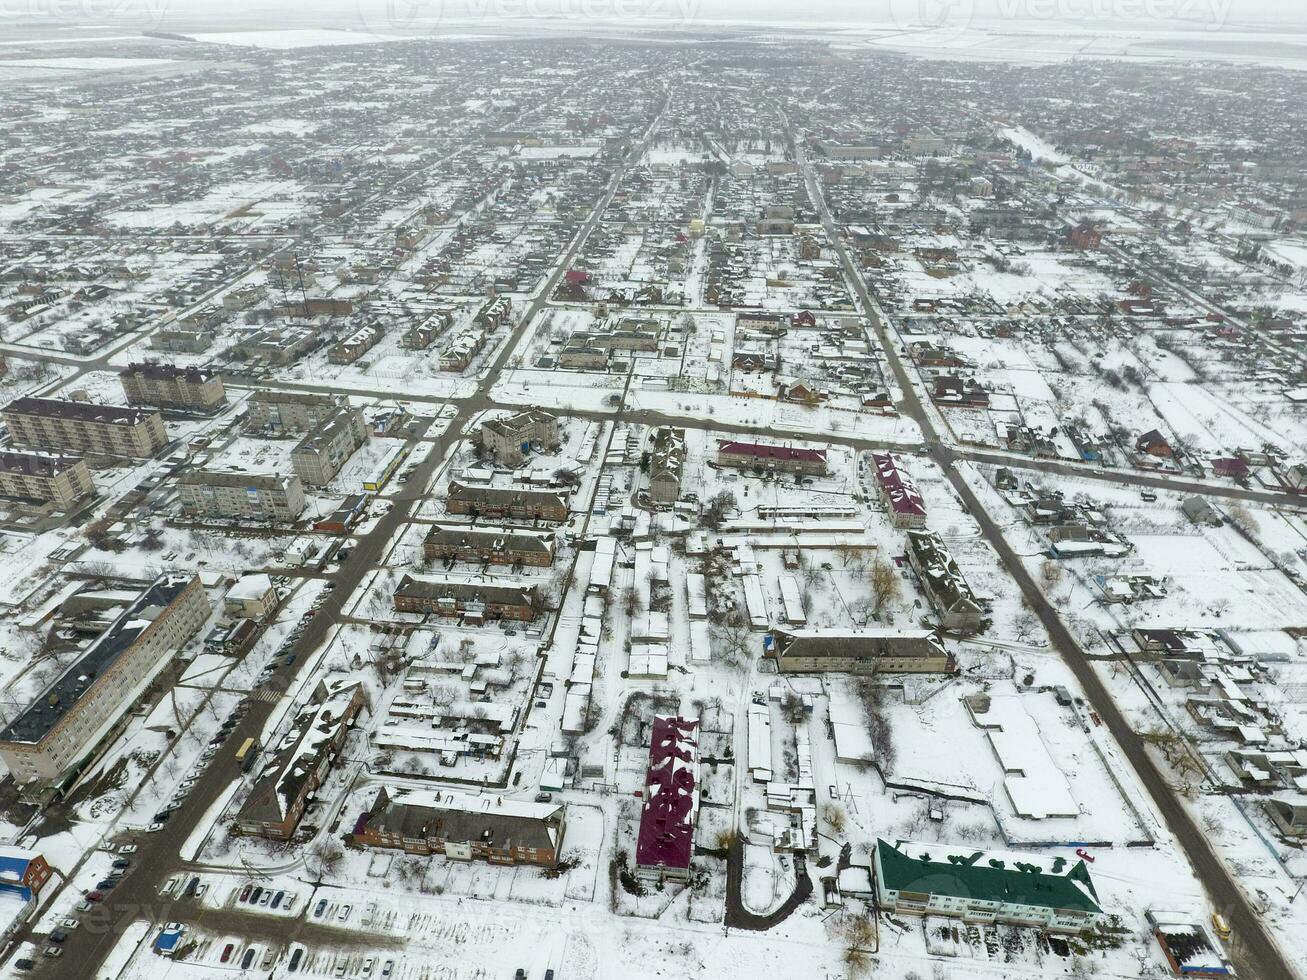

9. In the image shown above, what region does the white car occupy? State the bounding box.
[363,958,374,976]
[338,904,351,921]
[160,876,178,898]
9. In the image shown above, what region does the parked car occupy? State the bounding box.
[313,898,327,918]
[220,943,235,963]
[241,948,256,969]
[250,887,263,903]
[111,858,131,869]
[239,884,252,902]
[13,958,33,971]
[43,948,62,959]
[85,891,104,903]
[48,931,67,944]
[288,946,305,972]
[338,903,351,921]
[272,890,285,908]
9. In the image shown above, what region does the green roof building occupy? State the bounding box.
[873,838,1106,934]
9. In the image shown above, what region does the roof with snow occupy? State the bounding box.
[717,440,827,466]
[871,451,927,518]
[635,715,700,873]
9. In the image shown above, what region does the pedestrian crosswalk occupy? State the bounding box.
[250,688,282,704]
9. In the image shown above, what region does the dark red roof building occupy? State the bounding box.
[635,715,699,883]
[871,451,927,528]
[717,440,828,475]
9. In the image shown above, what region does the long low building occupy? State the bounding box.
[422,524,555,567]
[178,468,306,522]
[0,451,94,509]
[768,627,954,674]
[446,481,569,522]
[873,838,1106,934]
[353,787,565,867]
[236,678,366,840]
[906,530,985,631]
[2,397,168,458]
[394,574,538,622]
[636,715,699,883]
[0,575,210,795]
[717,440,827,476]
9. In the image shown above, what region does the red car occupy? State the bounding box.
[220,943,235,963]
[1075,848,1095,863]
[239,884,252,902]
[85,891,104,903]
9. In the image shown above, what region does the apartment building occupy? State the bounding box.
[354,788,565,867]
[479,410,559,465]
[246,390,342,434]
[121,362,227,413]
[648,427,686,505]
[0,575,210,794]
[291,407,368,487]
[717,440,827,476]
[236,678,366,839]
[393,574,538,622]
[0,451,94,509]
[768,627,954,674]
[178,468,306,522]
[873,839,1105,934]
[422,525,555,567]
[2,397,168,458]
[906,530,985,631]
[328,322,385,365]
[446,481,569,522]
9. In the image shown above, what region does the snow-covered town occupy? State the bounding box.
[0,7,1306,980]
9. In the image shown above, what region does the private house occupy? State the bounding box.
[717,440,827,476]
[870,451,927,528]
[0,848,53,944]
[446,482,569,522]
[393,574,537,622]
[906,530,985,632]
[1136,429,1173,458]
[648,427,686,505]
[236,678,366,840]
[353,787,565,867]
[768,627,954,674]
[422,525,555,567]
[636,716,699,884]
[873,839,1106,934]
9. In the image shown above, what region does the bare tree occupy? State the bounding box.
[869,557,900,615]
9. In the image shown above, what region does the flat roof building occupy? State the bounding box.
[178,468,305,522]
[0,451,94,509]
[0,575,209,794]
[121,362,226,413]
[2,397,168,459]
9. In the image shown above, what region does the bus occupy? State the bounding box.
[363,444,410,493]
[235,737,260,772]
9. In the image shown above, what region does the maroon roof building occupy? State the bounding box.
[717,440,828,476]
[871,451,927,528]
[635,715,700,883]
